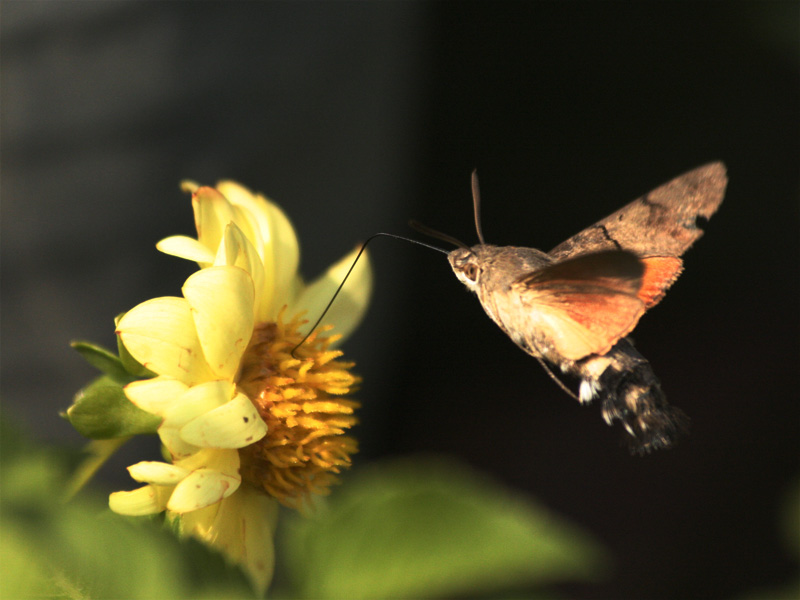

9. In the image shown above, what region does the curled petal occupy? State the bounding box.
[161,380,235,429]
[167,468,240,513]
[192,186,236,254]
[158,426,200,461]
[128,461,189,485]
[229,204,265,261]
[215,224,267,321]
[216,181,272,259]
[117,297,216,385]
[124,376,188,416]
[215,183,276,306]
[180,392,267,448]
[156,235,215,266]
[293,245,372,343]
[109,485,170,516]
[182,266,255,380]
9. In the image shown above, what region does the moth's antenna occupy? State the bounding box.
[471,169,486,245]
[409,220,470,250]
[535,356,580,401]
[292,232,448,358]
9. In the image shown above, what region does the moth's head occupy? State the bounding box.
[448,247,482,291]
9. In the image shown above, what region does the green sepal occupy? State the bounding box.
[71,340,131,382]
[115,312,157,378]
[66,375,162,439]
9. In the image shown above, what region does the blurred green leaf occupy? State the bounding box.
[66,375,161,439]
[281,456,610,599]
[0,415,255,600]
[781,479,799,559]
[71,340,131,382]
[729,479,800,600]
[0,523,61,599]
[64,438,131,501]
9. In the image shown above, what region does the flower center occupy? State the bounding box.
[236,310,359,509]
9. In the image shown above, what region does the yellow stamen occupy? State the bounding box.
[236,310,360,509]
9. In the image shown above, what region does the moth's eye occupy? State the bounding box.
[463,263,479,282]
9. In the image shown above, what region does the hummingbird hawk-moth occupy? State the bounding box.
[442,162,727,454]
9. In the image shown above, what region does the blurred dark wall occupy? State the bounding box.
[2,3,798,600]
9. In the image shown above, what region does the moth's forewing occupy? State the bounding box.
[517,249,643,286]
[549,162,727,262]
[511,251,647,360]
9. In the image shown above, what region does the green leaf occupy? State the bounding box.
[71,340,131,382]
[115,312,157,378]
[0,415,255,600]
[64,438,132,501]
[66,375,161,439]
[281,456,610,600]
[0,520,61,599]
[781,479,800,558]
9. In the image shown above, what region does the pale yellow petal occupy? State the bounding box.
[192,186,236,254]
[182,266,255,380]
[171,484,278,594]
[214,218,264,275]
[176,447,240,476]
[212,222,241,268]
[127,461,189,485]
[229,204,265,260]
[158,426,200,461]
[180,180,199,193]
[221,190,305,319]
[156,235,215,266]
[292,245,372,343]
[117,297,216,385]
[264,198,300,313]
[124,376,188,416]
[214,224,267,320]
[161,380,234,429]
[173,500,220,541]
[216,182,272,250]
[215,180,257,208]
[205,486,279,595]
[216,183,275,283]
[109,485,169,516]
[179,392,267,448]
[167,468,240,513]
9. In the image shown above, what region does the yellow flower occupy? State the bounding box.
[108,181,372,593]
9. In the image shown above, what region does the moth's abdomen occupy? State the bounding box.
[578,340,689,454]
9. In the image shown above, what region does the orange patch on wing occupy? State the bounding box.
[547,291,646,359]
[638,257,683,308]
[514,251,649,360]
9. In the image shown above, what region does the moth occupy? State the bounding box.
[441,163,727,454]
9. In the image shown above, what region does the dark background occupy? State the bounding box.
[3,2,798,599]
